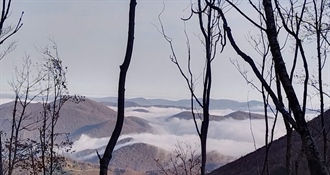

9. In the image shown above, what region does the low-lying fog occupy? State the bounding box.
[70,106,288,161]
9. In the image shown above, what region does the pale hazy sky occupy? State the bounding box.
[0,1,329,104]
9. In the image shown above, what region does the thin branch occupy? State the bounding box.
[225,0,266,31]
[209,3,298,130]
[0,11,24,45]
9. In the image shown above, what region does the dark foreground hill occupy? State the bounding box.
[209,109,330,175]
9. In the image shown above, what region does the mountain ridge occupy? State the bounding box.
[168,110,269,121]
[0,96,283,174]
[93,97,265,111]
[0,98,153,141]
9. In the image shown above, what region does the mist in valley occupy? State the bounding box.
[70,105,287,163]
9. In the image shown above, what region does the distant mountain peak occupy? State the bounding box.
[91,97,265,111]
[168,110,267,121]
[224,110,268,120]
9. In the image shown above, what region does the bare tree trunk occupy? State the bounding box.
[277,70,293,175]
[0,9,23,172]
[40,99,48,175]
[198,1,212,174]
[210,1,329,174]
[0,0,23,48]
[284,120,293,175]
[313,0,327,163]
[49,94,59,175]
[8,95,20,175]
[99,1,136,174]
[262,1,328,174]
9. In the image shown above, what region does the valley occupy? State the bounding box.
[0,97,298,174]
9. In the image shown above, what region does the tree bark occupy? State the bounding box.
[99,1,136,174]
[210,1,329,174]
[262,0,328,174]
[198,2,212,174]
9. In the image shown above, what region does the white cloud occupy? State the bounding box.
[209,109,235,116]
[70,106,287,162]
[109,106,188,119]
[71,134,110,153]
[0,98,13,105]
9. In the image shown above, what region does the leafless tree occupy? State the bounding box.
[1,41,77,175]
[0,1,23,173]
[99,0,137,174]
[155,141,201,175]
[37,41,74,175]
[0,0,23,61]
[6,56,46,175]
[158,1,225,174]
[208,0,329,174]
[301,0,330,163]
[230,9,283,173]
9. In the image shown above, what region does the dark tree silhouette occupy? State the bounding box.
[6,57,46,175]
[2,42,75,175]
[99,0,137,174]
[0,1,23,171]
[155,141,201,175]
[300,0,330,163]
[0,0,23,61]
[158,1,225,174]
[38,41,74,175]
[208,0,329,174]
